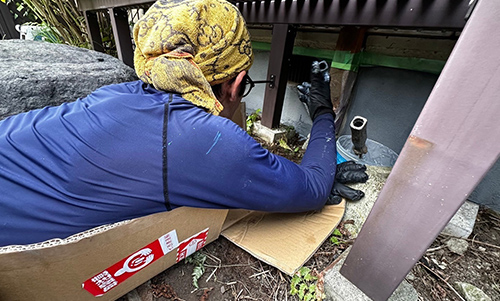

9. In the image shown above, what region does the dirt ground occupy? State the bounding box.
[409,208,500,301]
[118,129,500,301]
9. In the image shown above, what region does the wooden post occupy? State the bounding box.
[330,26,367,134]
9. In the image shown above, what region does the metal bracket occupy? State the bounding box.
[253,74,276,88]
[269,75,276,88]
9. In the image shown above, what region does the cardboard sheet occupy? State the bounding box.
[222,202,345,275]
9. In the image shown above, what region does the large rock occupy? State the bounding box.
[0,40,138,120]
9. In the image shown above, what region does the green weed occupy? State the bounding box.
[290,267,323,300]
[246,108,261,135]
[185,251,207,289]
[329,228,342,245]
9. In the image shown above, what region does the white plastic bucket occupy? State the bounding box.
[337,135,398,167]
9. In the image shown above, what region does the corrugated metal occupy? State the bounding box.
[78,0,470,30]
[237,0,470,29]
[77,0,153,11]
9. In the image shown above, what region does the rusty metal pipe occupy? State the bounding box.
[350,116,368,157]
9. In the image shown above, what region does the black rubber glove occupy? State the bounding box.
[297,61,334,121]
[326,161,368,205]
[326,182,365,205]
[297,82,311,104]
[335,160,368,184]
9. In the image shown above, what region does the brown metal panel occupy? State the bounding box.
[77,0,153,11]
[109,7,134,67]
[84,11,105,53]
[340,1,500,300]
[261,24,296,129]
[0,2,19,39]
[238,0,470,29]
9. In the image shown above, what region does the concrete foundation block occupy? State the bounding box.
[441,201,479,239]
[252,121,287,144]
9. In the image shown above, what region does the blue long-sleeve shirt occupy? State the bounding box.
[0,80,336,246]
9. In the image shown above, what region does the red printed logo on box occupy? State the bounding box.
[83,229,179,297]
[176,228,209,262]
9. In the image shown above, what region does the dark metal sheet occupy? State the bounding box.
[77,0,153,10]
[109,7,134,67]
[261,24,296,128]
[84,11,105,53]
[238,0,470,29]
[78,0,470,30]
[340,1,500,300]
[0,3,19,39]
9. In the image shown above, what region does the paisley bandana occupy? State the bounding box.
[133,0,254,115]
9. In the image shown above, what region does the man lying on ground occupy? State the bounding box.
[0,0,339,246]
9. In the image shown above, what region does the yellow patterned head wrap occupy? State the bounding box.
[133,0,254,115]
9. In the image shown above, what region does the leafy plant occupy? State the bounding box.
[278,137,301,153]
[278,126,301,153]
[279,138,293,152]
[185,251,207,289]
[290,267,323,301]
[21,0,88,47]
[4,0,38,23]
[246,108,261,135]
[329,228,342,245]
[32,22,62,43]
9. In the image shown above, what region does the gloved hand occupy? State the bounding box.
[297,61,334,121]
[326,161,369,205]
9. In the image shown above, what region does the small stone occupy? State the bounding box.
[220,285,226,294]
[454,282,491,301]
[431,258,447,269]
[446,238,469,255]
[435,249,445,257]
[405,273,415,281]
[478,246,486,252]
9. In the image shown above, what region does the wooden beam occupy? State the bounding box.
[335,26,367,52]
[331,26,367,134]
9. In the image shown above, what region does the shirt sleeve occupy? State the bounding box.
[234,113,337,212]
[168,106,337,213]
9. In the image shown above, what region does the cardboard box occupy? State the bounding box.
[0,203,345,301]
[0,207,228,300]
[0,203,345,300]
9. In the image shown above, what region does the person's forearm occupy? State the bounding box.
[166,107,337,213]
[300,113,337,202]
